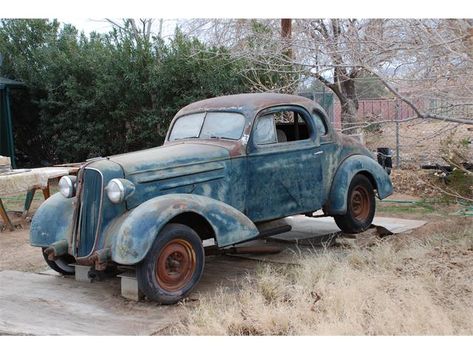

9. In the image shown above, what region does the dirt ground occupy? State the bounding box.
[0,196,48,272]
[0,191,426,273]
[1,186,472,335]
[0,227,47,273]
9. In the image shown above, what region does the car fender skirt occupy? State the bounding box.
[106,194,259,265]
[30,193,75,248]
[325,155,393,215]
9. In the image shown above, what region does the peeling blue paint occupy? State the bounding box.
[325,155,394,214]
[30,193,74,248]
[106,194,259,265]
[30,93,393,268]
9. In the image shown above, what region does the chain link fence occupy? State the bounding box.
[328,97,473,169]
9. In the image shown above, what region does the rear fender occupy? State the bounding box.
[325,155,393,214]
[106,193,259,265]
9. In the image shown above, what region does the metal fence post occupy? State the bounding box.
[395,99,401,168]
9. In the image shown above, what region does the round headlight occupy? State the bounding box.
[106,179,125,204]
[59,176,77,198]
[106,178,136,204]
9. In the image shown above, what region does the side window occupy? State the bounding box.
[313,112,327,136]
[273,110,312,143]
[254,114,277,145]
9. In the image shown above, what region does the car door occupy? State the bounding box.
[311,109,338,201]
[245,106,324,222]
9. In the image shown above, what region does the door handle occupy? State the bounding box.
[313,151,324,156]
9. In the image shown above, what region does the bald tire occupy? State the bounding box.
[137,223,204,304]
[41,248,76,275]
[334,174,375,234]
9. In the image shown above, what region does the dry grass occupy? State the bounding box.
[172,223,473,335]
[364,120,472,168]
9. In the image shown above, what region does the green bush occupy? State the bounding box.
[0,20,257,166]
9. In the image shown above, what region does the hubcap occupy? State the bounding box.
[350,186,370,221]
[155,239,196,292]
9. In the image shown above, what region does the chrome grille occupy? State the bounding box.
[76,168,103,257]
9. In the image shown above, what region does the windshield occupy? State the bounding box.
[168,112,246,141]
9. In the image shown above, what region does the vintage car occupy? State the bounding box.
[30,93,393,304]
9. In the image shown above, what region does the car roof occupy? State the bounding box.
[175,93,324,118]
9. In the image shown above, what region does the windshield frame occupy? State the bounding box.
[167,110,247,142]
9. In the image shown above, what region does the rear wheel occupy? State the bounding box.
[41,248,75,275]
[334,174,375,234]
[137,223,204,304]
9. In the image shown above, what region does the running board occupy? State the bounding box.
[229,223,292,247]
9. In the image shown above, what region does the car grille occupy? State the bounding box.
[77,168,103,257]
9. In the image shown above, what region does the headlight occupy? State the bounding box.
[106,178,135,204]
[59,175,77,198]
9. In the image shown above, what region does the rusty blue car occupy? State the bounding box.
[30,93,393,304]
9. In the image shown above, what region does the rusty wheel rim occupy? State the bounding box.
[155,239,196,292]
[350,185,370,221]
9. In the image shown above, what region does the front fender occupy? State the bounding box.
[30,193,74,247]
[325,155,393,214]
[105,194,259,265]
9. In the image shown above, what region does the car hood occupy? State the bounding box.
[108,142,231,178]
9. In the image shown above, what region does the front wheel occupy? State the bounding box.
[41,248,75,275]
[137,223,204,304]
[334,174,376,234]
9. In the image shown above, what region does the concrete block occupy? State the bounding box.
[0,270,178,335]
[0,155,11,166]
[118,271,144,301]
[74,264,93,283]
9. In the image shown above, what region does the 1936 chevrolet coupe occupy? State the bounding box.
[30,93,393,304]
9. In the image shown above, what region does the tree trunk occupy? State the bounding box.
[340,97,359,135]
[327,65,360,135]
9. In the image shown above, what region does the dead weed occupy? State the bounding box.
[171,224,473,335]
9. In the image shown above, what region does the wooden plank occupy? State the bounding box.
[0,198,14,231]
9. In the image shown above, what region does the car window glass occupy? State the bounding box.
[169,113,205,141]
[254,114,277,145]
[273,110,312,142]
[200,112,245,140]
[313,113,327,136]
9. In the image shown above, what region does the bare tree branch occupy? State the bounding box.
[365,67,473,125]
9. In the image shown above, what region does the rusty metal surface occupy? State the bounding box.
[324,155,393,214]
[169,93,326,158]
[30,92,393,280]
[351,185,370,221]
[30,193,74,248]
[155,239,196,292]
[43,239,69,260]
[107,193,259,265]
[227,245,283,255]
[174,93,323,119]
[72,160,125,263]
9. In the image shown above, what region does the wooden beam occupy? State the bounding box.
[0,198,14,231]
